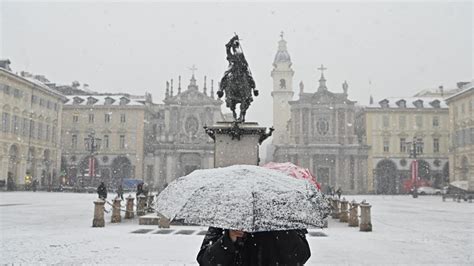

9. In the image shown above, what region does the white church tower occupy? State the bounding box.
[271,32,294,145]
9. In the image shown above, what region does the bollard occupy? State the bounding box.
[331,198,340,219]
[339,198,349,223]
[137,194,147,216]
[147,194,155,213]
[92,199,105,227]
[359,201,372,232]
[125,195,135,219]
[348,200,359,227]
[158,213,170,228]
[111,197,122,223]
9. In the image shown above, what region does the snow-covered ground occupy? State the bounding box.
[0,192,473,265]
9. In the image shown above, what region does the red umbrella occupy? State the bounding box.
[262,162,321,190]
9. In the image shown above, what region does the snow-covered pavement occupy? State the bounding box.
[0,192,473,265]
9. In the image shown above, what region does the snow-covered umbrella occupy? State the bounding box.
[262,162,321,190]
[156,165,330,232]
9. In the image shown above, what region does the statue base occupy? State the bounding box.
[204,122,273,168]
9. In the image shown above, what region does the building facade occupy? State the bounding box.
[0,60,66,189]
[365,96,450,193]
[271,36,369,194]
[59,88,153,188]
[445,83,473,190]
[144,75,224,191]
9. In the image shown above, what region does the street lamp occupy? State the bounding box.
[84,133,101,186]
[407,137,422,198]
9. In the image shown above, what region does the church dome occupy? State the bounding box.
[273,38,292,64]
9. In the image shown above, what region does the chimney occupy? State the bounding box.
[439,85,444,97]
[0,59,11,71]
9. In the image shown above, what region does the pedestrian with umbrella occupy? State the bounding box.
[156,165,330,265]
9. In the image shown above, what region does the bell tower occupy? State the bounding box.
[271,32,294,145]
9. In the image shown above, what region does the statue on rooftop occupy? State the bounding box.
[217,35,258,122]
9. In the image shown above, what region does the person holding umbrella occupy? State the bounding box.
[156,165,329,266]
[197,227,310,265]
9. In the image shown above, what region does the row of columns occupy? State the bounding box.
[329,197,372,232]
[92,194,157,227]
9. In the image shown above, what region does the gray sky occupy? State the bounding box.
[1,1,472,127]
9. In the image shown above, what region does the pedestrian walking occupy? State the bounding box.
[116,184,124,200]
[97,182,107,200]
[336,187,342,199]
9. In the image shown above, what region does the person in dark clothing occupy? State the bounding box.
[116,184,124,200]
[136,182,144,197]
[7,175,14,191]
[336,187,342,199]
[32,179,38,192]
[97,182,107,200]
[197,227,311,266]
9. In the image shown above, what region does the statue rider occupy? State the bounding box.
[217,35,258,122]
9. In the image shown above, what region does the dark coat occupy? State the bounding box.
[197,227,311,266]
[97,183,107,199]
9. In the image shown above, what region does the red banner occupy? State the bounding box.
[88,157,95,177]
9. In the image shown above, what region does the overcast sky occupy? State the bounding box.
[1,1,472,127]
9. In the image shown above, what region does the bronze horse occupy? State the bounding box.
[217,35,258,122]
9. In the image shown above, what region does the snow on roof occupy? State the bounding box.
[445,83,474,103]
[64,94,147,106]
[0,68,65,100]
[367,96,448,109]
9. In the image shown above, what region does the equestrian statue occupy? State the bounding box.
[217,34,258,122]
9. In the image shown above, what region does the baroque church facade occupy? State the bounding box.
[144,74,224,191]
[270,35,369,194]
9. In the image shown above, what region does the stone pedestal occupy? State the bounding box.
[204,122,273,167]
[147,194,155,213]
[125,195,135,219]
[339,198,349,223]
[137,195,147,216]
[348,200,359,227]
[158,213,170,228]
[359,201,372,232]
[111,197,122,223]
[92,199,105,227]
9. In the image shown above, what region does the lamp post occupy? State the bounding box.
[408,137,422,198]
[84,133,101,187]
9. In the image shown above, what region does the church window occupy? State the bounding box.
[416,138,424,154]
[279,79,286,89]
[185,116,199,136]
[105,113,111,123]
[433,138,440,153]
[316,119,329,135]
[2,112,10,133]
[103,135,109,149]
[383,138,390,153]
[119,135,126,149]
[120,114,126,123]
[400,138,406,153]
[432,116,439,128]
[12,115,19,135]
[88,114,94,124]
